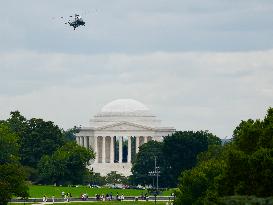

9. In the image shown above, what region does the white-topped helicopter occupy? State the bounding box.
[64,14,85,30]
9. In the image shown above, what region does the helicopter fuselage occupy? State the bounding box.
[68,17,85,30]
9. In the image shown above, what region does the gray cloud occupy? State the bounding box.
[1,50,273,138]
[0,1,272,138]
[1,0,273,53]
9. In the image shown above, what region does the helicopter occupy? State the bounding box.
[64,14,86,30]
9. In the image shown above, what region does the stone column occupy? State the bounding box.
[87,136,90,149]
[144,136,148,144]
[76,136,79,145]
[102,136,106,163]
[136,136,139,153]
[78,136,81,145]
[89,136,93,150]
[94,136,98,163]
[81,136,84,147]
[119,136,123,163]
[110,136,114,163]
[152,136,157,141]
[128,136,131,163]
[84,136,88,149]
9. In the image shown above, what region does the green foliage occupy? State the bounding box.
[175,146,225,205]
[131,130,220,188]
[162,131,219,187]
[3,111,97,185]
[5,111,80,184]
[218,196,273,205]
[207,134,222,146]
[197,144,223,163]
[233,119,262,153]
[248,148,273,195]
[0,123,29,205]
[219,107,273,197]
[0,163,29,204]
[233,107,273,153]
[0,123,19,164]
[175,107,273,205]
[131,140,164,186]
[105,171,128,185]
[23,166,39,183]
[218,147,273,197]
[6,111,28,136]
[21,118,64,168]
[7,111,65,168]
[63,126,80,142]
[86,172,106,186]
[38,141,95,185]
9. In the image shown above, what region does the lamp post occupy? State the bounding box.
[148,156,160,204]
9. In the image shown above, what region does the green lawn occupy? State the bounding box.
[9,202,169,205]
[63,202,168,205]
[9,204,33,205]
[28,185,174,198]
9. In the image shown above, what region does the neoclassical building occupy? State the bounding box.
[76,99,175,176]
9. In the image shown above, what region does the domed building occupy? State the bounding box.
[76,99,175,176]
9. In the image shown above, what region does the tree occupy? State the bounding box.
[86,172,106,186]
[175,107,273,204]
[0,163,29,205]
[162,131,220,187]
[232,119,262,153]
[175,141,226,205]
[0,123,19,164]
[247,148,273,196]
[131,140,164,186]
[6,111,65,168]
[5,111,96,185]
[218,147,273,197]
[38,141,95,185]
[21,118,65,167]
[218,108,273,197]
[62,126,80,142]
[175,159,225,205]
[197,144,224,163]
[105,171,128,185]
[0,123,29,205]
[6,111,28,136]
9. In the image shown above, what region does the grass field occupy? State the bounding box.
[28,185,174,198]
[73,202,168,205]
[9,202,169,205]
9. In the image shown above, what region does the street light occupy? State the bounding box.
[148,157,160,204]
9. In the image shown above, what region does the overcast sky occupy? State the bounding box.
[1,0,273,138]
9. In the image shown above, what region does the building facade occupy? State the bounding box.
[76,99,175,176]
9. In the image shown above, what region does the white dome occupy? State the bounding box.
[101,99,149,113]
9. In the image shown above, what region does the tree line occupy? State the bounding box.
[0,111,94,204]
[130,130,221,188]
[1,108,273,205]
[174,108,273,205]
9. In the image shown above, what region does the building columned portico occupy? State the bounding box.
[76,99,175,176]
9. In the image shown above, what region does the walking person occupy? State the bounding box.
[42,195,47,202]
[61,191,65,198]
